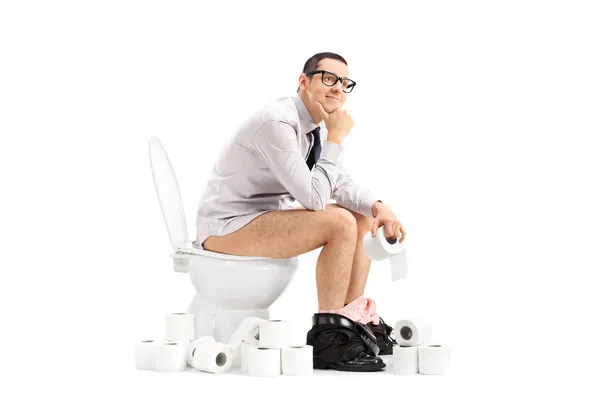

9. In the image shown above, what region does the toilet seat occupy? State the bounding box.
[175,241,272,261]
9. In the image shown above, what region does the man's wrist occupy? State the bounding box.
[371,200,383,217]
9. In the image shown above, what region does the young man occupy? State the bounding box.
[195,52,406,372]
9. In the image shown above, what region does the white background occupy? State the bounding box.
[1,0,599,398]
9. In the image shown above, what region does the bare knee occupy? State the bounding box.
[326,208,357,238]
[325,204,372,236]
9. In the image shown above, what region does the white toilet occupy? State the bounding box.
[148,137,299,343]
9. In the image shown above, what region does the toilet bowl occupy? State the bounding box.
[148,137,298,343]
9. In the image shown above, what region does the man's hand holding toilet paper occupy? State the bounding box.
[371,202,406,244]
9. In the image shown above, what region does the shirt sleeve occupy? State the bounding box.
[331,167,381,217]
[251,120,345,211]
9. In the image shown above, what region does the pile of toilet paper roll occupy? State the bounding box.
[228,317,313,377]
[134,312,234,373]
[392,316,452,375]
[134,313,312,376]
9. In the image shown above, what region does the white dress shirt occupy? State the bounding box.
[194,92,379,249]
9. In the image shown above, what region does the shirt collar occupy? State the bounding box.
[293,92,322,135]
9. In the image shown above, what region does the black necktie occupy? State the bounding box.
[306,126,321,171]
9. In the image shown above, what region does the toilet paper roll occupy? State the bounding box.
[155,342,187,372]
[227,316,264,367]
[227,316,263,348]
[281,345,313,376]
[240,341,258,373]
[418,344,452,375]
[189,341,233,373]
[134,340,157,370]
[216,310,268,344]
[164,313,195,343]
[393,345,418,375]
[258,320,291,349]
[363,226,404,260]
[363,226,408,280]
[246,347,281,377]
[186,336,215,366]
[394,317,432,346]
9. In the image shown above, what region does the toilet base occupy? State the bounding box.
[187,294,270,343]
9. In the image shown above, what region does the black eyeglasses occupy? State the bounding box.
[306,70,356,93]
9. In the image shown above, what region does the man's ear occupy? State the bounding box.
[299,73,313,90]
[298,73,306,90]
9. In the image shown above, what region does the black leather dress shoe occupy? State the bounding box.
[306,313,385,372]
[366,316,398,355]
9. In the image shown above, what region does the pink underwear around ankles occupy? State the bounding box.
[319,295,380,325]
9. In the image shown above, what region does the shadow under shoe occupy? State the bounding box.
[306,313,385,372]
[366,316,398,355]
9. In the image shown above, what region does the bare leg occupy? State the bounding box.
[315,211,357,309]
[293,204,374,305]
[202,206,358,309]
[344,210,374,304]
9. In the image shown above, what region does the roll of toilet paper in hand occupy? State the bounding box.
[393,345,418,375]
[227,316,264,367]
[240,340,258,373]
[247,347,281,377]
[164,313,195,343]
[259,320,291,349]
[134,340,157,370]
[281,346,313,376]
[363,226,408,280]
[418,344,452,375]
[186,336,215,366]
[155,342,187,372]
[188,340,233,373]
[394,317,432,346]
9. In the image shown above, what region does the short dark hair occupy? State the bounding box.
[297,52,348,93]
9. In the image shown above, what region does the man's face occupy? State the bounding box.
[300,58,350,114]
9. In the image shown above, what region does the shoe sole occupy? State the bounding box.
[313,358,386,372]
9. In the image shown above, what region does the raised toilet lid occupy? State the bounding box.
[148,137,188,252]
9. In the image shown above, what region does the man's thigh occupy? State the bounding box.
[202,207,349,258]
